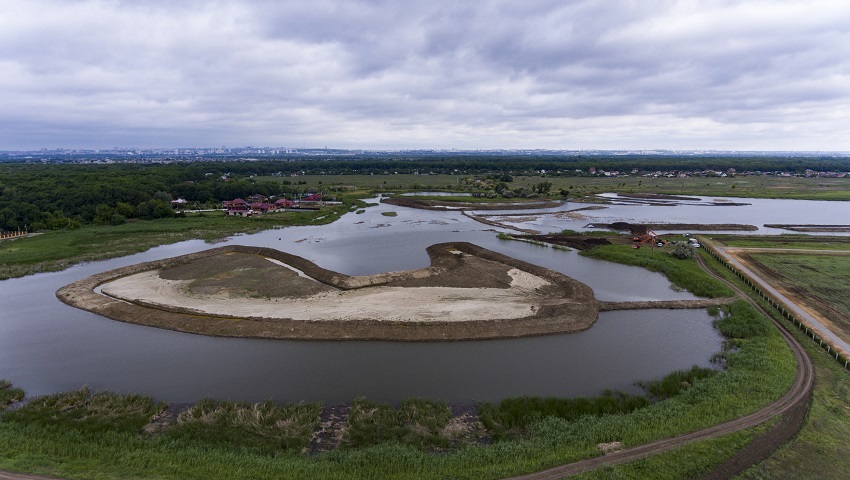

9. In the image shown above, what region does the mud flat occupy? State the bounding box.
[56,243,599,341]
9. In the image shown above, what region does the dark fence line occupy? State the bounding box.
[701,241,849,371]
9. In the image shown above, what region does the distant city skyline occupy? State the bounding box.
[4,146,848,158]
[3,1,850,151]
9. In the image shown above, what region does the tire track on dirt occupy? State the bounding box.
[505,254,813,480]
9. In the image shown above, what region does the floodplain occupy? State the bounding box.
[3,174,850,479]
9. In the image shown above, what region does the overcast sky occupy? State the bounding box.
[3,0,850,151]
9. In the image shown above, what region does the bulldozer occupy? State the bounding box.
[632,228,666,249]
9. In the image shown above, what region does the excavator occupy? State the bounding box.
[632,228,666,249]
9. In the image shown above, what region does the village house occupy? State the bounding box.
[222,194,328,216]
[223,198,251,216]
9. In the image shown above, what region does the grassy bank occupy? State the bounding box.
[0,202,356,280]
[0,295,796,479]
[580,243,735,298]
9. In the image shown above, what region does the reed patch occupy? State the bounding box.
[167,399,322,453]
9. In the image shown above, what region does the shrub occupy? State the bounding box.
[0,379,24,407]
[669,243,695,259]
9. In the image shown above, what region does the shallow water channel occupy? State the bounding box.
[7,194,829,404]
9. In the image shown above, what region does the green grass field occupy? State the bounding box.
[255,173,466,191]
[750,253,850,339]
[256,174,850,201]
[713,235,850,251]
[0,204,353,280]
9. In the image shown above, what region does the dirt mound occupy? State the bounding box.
[159,253,336,299]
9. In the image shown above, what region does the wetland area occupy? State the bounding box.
[2,190,850,479]
[2,193,847,404]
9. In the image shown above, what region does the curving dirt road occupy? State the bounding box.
[505,254,814,480]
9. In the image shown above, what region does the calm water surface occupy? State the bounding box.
[484,194,850,235]
[3,196,795,403]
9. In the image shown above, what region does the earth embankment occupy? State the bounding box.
[57,243,599,341]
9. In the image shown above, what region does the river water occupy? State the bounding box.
[482,193,850,235]
[2,195,841,404]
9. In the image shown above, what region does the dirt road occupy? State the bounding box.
[504,254,814,479]
[719,246,850,357]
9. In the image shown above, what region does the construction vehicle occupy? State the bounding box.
[632,228,666,249]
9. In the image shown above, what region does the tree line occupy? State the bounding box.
[1,155,847,231]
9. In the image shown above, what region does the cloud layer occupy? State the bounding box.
[3,0,849,150]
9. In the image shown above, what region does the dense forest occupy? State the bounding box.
[1,155,848,231]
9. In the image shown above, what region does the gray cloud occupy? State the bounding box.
[1,0,849,150]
